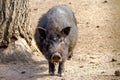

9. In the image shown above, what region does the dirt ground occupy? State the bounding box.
[0,0,120,80]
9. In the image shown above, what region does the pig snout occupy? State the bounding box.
[51,52,62,63]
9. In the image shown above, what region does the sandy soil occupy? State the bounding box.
[0,0,120,80]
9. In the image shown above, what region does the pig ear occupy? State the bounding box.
[37,27,46,39]
[61,27,71,37]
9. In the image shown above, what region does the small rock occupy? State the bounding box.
[111,58,117,62]
[79,66,84,68]
[69,2,72,4]
[21,71,26,74]
[90,56,95,59]
[117,63,120,65]
[86,22,89,24]
[101,71,105,74]
[115,70,120,76]
[102,0,108,3]
[34,8,38,11]
[96,26,100,28]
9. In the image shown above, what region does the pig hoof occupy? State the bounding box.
[58,73,64,77]
[49,72,54,76]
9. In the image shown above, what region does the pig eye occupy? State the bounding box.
[53,37,57,41]
[49,35,58,41]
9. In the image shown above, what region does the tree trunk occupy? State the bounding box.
[0,0,34,62]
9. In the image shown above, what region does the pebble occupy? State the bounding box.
[115,70,120,76]
[111,58,117,62]
[21,71,26,74]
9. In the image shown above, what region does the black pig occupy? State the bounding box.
[34,5,78,76]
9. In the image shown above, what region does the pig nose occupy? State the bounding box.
[51,53,61,62]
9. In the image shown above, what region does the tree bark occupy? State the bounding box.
[0,0,33,62]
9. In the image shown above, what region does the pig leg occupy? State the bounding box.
[49,62,55,75]
[58,61,65,76]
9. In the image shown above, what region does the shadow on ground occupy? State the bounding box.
[0,60,49,80]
